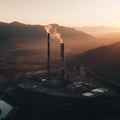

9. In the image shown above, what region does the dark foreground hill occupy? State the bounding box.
[72,42,120,82]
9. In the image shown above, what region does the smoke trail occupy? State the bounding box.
[44,25,52,33]
[51,28,63,43]
[44,25,63,43]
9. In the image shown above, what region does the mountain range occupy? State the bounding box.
[0,21,107,54]
[0,21,120,87]
[75,26,120,36]
[72,41,120,82]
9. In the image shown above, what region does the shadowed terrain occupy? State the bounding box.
[71,41,120,83]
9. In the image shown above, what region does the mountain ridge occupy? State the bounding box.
[72,41,120,82]
[0,21,101,54]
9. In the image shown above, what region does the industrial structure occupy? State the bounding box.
[47,33,50,80]
[1,30,120,120]
[60,42,65,81]
[47,32,65,81]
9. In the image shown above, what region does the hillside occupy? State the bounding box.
[75,26,120,45]
[0,21,102,54]
[72,42,120,82]
[0,22,46,50]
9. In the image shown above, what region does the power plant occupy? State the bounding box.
[0,25,118,120]
[47,32,65,81]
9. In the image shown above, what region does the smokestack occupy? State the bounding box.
[47,33,50,80]
[60,42,65,80]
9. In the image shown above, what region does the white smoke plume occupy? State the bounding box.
[44,25,52,33]
[44,25,63,43]
[51,27,63,43]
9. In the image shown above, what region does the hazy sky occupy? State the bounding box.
[0,0,120,27]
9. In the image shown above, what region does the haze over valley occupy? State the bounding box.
[0,21,120,89]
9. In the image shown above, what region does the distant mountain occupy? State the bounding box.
[0,21,46,50]
[96,32,120,40]
[0,21,102,54]
[74,26,120,46]
[75,26,120,36]
[73,42,120,82]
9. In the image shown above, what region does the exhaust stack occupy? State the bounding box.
[47,33,50,80]
[60,42,65,80]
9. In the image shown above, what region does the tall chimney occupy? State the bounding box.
[47,33,50,79]
[60,42,65,80]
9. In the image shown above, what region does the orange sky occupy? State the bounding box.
[0,0,120,27]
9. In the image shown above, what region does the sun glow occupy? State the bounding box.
[0,0,120,27]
